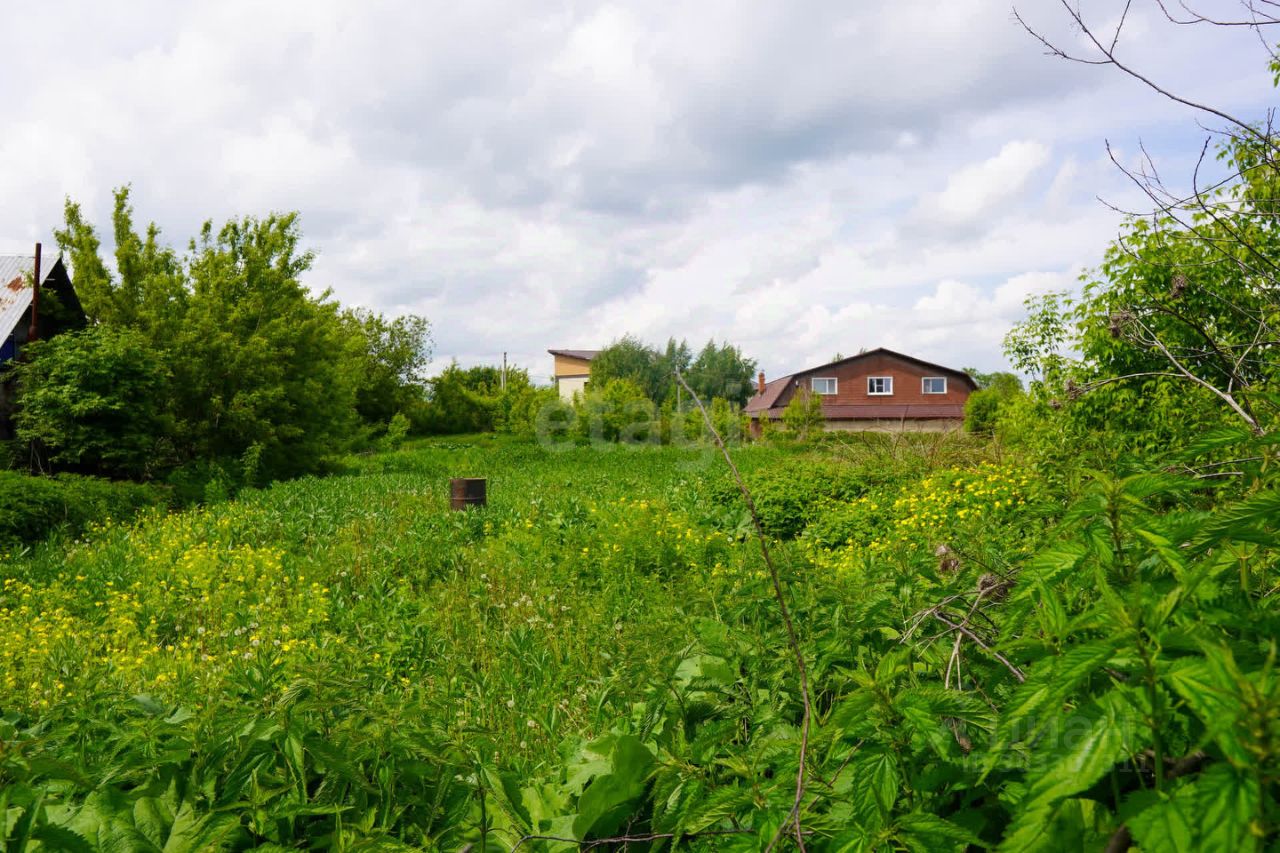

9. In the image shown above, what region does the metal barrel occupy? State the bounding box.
[450,477,487,510]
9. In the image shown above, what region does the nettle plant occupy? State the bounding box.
[472,467,1280,850]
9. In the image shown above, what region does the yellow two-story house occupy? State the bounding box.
[548,349,598,401]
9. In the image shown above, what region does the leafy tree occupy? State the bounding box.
[167,215,359,478]
[592,335,758,409]
[344,308,432,426]
[415,363,535,435]
[15,327,171,478]
[685,340,758,407]
[781,388,825,438]
[590,336,666,403]
[575,378,654,443]
[49,190,383,481]
[653,338,693,406]
[963,371,1024,435]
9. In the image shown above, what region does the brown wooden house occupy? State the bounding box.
[745,348,976,432]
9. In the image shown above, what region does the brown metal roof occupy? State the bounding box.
[822,403,965,419]
[547,348,600,361]
[743,376,790,413]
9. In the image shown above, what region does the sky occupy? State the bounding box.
[1,0,1276,382]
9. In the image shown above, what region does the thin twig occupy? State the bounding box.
[674,368,814,853]
[930,612,1026,683]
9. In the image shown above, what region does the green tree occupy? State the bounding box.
[574,378,654,443]
[590,336,665,402]
[168,215,359,478]
[51,191,371,481]
[685,340,758,407]
[15,327,171,478]
[344,308,432,426]
[781,388,825,438]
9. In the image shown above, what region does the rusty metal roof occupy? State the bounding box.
[0,254,62,342]
[547,348,599,361]
[0,258,34,343]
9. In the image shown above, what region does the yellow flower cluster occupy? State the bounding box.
[814,463,1034,574]
[580,496,729,575]
[0,504,330,709]
[871,463,1031,553]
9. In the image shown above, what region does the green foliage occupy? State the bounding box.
[781,387,825,438]
[574,378,655,443]
[344,308,432,426]
[589,335,757,407]
[416,362,535,435]
[0,470,168,546]
[14,327,171,478]
[684,340,759,407]
[588,335,668,402]
[2,432,1280,848]
[37,188,430,484]
[965,373,1023,435]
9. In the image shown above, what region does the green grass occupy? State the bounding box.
[4,433,1275,850]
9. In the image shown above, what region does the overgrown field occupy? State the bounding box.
[1,434,1278,850]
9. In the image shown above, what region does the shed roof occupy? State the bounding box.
[547,348,600,361]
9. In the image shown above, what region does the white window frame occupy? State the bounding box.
[810,377,838,395]
[867,376,893,396]
[922,376,947,395]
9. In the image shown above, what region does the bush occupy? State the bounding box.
[706,459,885,537]
[14,327,172,479]
[0,471,169,546]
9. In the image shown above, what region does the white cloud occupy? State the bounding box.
[0,0,1274,382]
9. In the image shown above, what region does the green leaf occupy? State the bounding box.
[1163,654,1248,765]
[1127,788,1195,853]
[571,735,654,839]
[1194,488,1280,550]
[998,696,1134,852]
[895,812,985,852]
[7,792,43,853]
[1192,764,1261,853]
[29,825,94,853]
[132,797,175,849]
[1014,543,1089,599]
[989,639,1119,766]
[848,747,899,831]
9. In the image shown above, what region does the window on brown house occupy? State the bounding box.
[811,377,837,395]
[922,377,947,394]
[867,376,893,395]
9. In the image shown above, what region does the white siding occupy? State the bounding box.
[557,375,589,401]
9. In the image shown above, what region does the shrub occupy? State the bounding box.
[782,388,825,438]
[14,327,172,479]
[0,471,169,546]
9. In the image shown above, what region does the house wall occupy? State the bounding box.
[773,352,972,410]
[553,354,593,378]
[556,374,589,401]
[824,418,962,433]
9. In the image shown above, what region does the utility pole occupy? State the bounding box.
[26,242,41,344]
[501,352,507,391]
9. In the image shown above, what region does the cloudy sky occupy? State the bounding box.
[1,1,1275,381]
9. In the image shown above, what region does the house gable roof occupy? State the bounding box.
[0,254,66,342]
